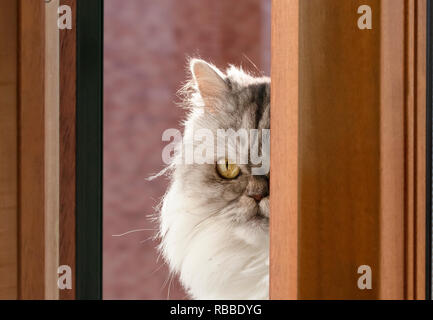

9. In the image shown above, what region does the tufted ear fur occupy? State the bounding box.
[190,59,229,103]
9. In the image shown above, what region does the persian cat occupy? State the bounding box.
[158,59,270,300]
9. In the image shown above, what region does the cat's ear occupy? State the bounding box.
[190,59,228,101]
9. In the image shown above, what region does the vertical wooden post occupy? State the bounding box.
[15,0,62,299]
[59,0,77,300]
[270,0,426,299]
[379,0,406,300]
[18,0,46,299]
[45,0,61,300]
[0,0,18,300]
[415,0,428,300]
[270,0,299,300]
[1,0,71,300]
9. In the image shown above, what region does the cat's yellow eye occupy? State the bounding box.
[216,160,240,179]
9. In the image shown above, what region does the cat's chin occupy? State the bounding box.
[233,214,269,247]
[246,212,269,229]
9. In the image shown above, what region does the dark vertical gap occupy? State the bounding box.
[76,0,103,300]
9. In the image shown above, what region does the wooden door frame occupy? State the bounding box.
[66,0,433,300]
[0,0,103,300]
[426,0,433,300]
[0,0,19,300]
[66,0,433,301]
[5,0,431,301]
[19,0,61,300]
[271,0,431,300]
[0,0,61,299]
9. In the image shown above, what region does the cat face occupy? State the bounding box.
[176,60,270,243]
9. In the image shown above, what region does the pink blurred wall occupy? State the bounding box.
[104,0,270,300]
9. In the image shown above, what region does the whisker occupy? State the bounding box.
[161,270,172,292]
[112,228,157,237]
[167,273,175,300]
[150,261,165,276]
[139,236,155,244]
[242,53,261,75]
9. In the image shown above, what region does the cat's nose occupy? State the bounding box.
[250,194,264,203]
[246,176,269,203]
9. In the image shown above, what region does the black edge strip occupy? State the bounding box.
[76,0,103,300]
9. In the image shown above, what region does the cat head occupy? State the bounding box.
[173,59,271,243]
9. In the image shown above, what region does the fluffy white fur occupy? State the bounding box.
[159,178,269,300]
[157,59,269,300]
